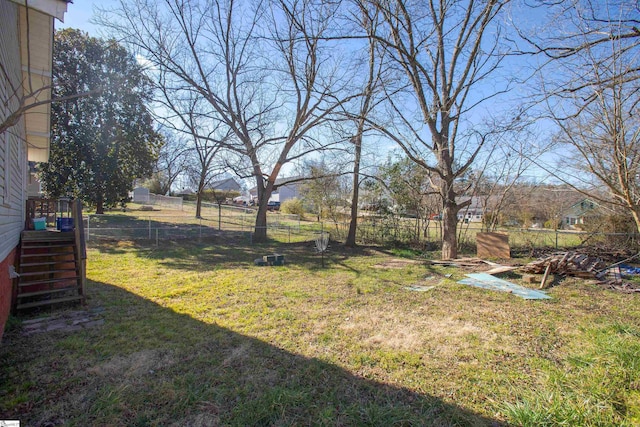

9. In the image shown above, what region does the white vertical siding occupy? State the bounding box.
[0,0,27,262]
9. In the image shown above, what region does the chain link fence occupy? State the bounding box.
[81,207,638,252]
[83,209,311,245]
[328,218,639,251]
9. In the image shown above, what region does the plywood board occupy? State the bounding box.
[476,232,510,259]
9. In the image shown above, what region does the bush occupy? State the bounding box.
[281,198,305,217]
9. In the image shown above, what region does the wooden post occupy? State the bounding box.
[540,263,552,289]
[72,199,87,303]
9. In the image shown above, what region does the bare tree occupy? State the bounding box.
[466,124,547,232]
[300,161,350,224]
[523,0,640,232]
[151,131,191,196]
[343,2,386,247]
[0,62,99,137]
[99,0,355,242]
[380,155,441,241]
[358,0,510,259]
[176,97,229,219]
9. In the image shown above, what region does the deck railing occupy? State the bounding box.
[24,197,87,293]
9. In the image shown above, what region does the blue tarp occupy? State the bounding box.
[620,264,640,275]
[458,273,551,300]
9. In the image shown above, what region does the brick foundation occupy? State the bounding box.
[0,247,17,342]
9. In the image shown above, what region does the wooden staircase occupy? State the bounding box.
[13,199,87,312]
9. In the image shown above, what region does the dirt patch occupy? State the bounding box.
[221,342,252,368]
[373,258,422,269]
[87,349,175,378]
[366,329,423,350]
[340,307,504,355]
[21,308,105,336]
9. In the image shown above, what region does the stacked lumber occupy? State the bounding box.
[521,251,607,279]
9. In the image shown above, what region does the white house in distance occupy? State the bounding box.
[456,196,485,223]
[210,177,242,193]
[249,177,301,204]
[0,0,69,339]
[562,198,603,229]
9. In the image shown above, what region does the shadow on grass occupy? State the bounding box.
[0,279,505,426]
[89,237,373,273]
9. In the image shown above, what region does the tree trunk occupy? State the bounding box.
[345,136,362,247]
[195,193,202,218]
[630,206,640,235]
[195,173,206,219]
[95,196,105,215]
[254,203,268,242]
[252,175,275,243]
[441,201,458,259]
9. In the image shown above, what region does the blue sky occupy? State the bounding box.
[58,0,103,34]
[55,0,558,187]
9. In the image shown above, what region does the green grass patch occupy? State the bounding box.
[503,323,640,426]
[1,240,639,426]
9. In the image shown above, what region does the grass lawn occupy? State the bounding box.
[1,238,639,426]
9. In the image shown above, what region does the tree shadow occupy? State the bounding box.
[0,279,506,426]
[89,236,369,274]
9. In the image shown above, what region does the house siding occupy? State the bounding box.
[1,0,28,340]
[1,0,26,263]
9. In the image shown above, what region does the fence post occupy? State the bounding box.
[218,203,222,231]
[148,217,152,240]
[199,218,202,239]
[86,215,90,242]
[555,229,559,249]
[156,228,159,246]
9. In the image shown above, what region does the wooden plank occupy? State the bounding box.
[540,263,552,289]
[21,231,75,242]
[476,232,510,259]
[16,295,83,310]
[17,286,81,299]
[484,265,519,275]
[19,277,80,287]
[19,268,77,277]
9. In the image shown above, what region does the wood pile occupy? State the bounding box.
[517,246,635,263]
[521,251,607,279]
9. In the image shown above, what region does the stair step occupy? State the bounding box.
[19,277,80,287]
[20,260,77,268]
[20,251,76,258]
[18,268,78,278]
[22,243,75,250]
[17,286,81,299]
[21,231,75,242]
[16,295,83,310]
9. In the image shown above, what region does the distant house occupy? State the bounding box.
[0,0,70,339]
[210,177,241,192]
[249,178,301,204]
[562,198,601,229]
[456,196,486,223]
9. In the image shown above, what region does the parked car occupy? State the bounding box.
[267,201,281,211]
